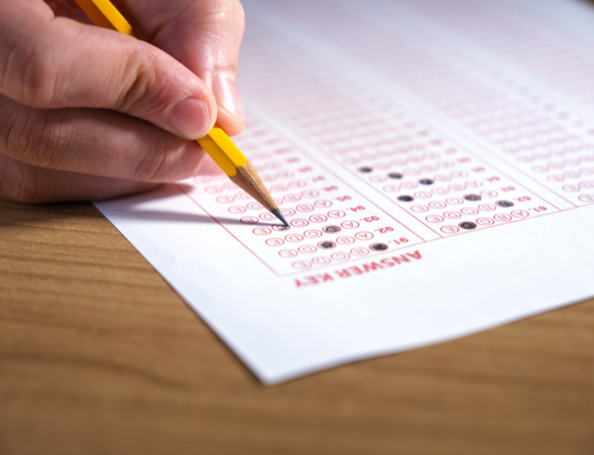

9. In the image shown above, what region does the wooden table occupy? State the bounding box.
[1,198,594,455]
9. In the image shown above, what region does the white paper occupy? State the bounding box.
[96,0,594,384]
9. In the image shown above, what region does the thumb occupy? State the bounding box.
[115,0,246,136]
[0,0,217,140]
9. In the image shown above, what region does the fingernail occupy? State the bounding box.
[167,97,210,139]
[212,72,245,120]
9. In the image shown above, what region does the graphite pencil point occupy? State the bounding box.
[272,209,289,227]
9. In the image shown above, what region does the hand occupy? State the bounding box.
[0,0,245,202]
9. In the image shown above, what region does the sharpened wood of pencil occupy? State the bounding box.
[73,0,288,227]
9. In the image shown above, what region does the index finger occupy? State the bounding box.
[0,0,218,139]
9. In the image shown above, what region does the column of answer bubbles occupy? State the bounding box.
[190,113,423,275]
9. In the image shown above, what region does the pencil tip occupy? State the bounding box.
[271,208,289,227]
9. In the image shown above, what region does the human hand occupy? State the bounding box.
[0,0,245,202]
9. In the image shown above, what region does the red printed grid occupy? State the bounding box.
[248,0,594,206]
[183,114,423,276]
[237,12,562,235]
[181,0,594,276]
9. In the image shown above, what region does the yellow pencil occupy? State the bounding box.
[73,0,288,226]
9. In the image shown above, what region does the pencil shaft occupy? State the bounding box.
[230,161,278,211]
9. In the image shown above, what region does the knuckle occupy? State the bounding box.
[205,0,245,17]
[0,157,42,203]
[176,0,245,38]
[20,45,60,107]
[132,135,172,181]
[6,108,72,169]
[115,48,162,116]
[211,0,245,32]
[217,0,245,18]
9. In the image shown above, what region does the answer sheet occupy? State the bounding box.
[96,0,594,383]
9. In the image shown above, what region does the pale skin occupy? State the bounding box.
[0,0,246,202]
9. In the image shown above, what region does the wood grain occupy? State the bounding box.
[1,197,594,455]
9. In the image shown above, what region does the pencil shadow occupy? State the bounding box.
[101,183,283,227]
[124,209,277,227]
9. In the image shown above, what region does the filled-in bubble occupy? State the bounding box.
[398,195,414,202]
[318,241,336,249]
[496,200,514,207]
[323,225,341,234]
[272,224,290,231]
[370,243,388,251]
[388,172,403,179]
[459,221,477,230]
[464,194,482,202]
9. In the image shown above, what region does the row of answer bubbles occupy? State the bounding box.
[240,214,353,225]
[411,201,515,215]
[396,190,500,205]
[230,204,346,215]
[263,231,376,245]
[202,178,309,194]
[383,181,487,192]
[428,210,529,224]
[411,203,509,213]
[439,212,531,234]
[360,168,442,188]
[288,244,390,268]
